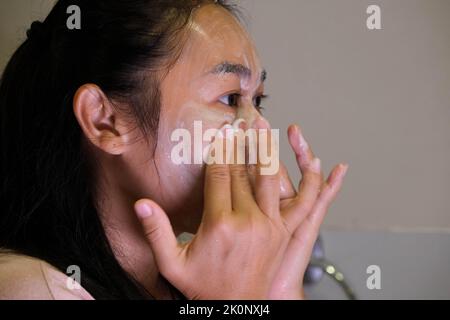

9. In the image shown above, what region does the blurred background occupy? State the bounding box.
[1,0,449,299]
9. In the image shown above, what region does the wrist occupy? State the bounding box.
[268,286,305,300]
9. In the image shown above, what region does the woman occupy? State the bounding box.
[0,0,348,299]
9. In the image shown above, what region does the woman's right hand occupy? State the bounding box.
[134,123,290,299]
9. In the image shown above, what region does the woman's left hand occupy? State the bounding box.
[267,124,348,300]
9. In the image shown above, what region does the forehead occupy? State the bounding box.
[176,4,262,75]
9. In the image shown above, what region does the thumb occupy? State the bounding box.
[134,199,182,281]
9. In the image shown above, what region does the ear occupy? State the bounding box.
[73,84,130,155]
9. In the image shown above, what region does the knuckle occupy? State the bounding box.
[208,165,229,181]
[230,165,248,180]
[320,183,334,198]
[305,170,322,184]
[259,172,279,185]
[143,223,163,244]
[209,217,235,242]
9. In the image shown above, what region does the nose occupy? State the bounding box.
[234,100,296,199]
[235,100,269,129]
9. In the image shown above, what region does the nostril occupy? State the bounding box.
[234,104,261,128]
[252,116,271,130]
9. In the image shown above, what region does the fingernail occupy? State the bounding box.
[203,143,212,164]
[310,158,321,172]
[298,130,309,152]
[136,202,153,219]
[340,164,349,178]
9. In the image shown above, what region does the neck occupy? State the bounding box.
[95,165,174,299]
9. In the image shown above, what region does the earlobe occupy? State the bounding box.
[73,84,128,155]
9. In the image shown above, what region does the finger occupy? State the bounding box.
[248,160,292,211]
[288,124,315,168]
[279,161,296,201]
[229,129,257,213]
[306,163,348,228]
[253,117,280,217]
[283,164,348,276]
[290,124,324,183]
[282,157,322,230]
[135,199,183,282]
[204,126,233,215]
[282,125,324,229]
[288,124,324,185]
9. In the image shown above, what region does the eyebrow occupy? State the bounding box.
[210,62,267,83]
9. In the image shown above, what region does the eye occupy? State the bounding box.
[219,93,241,108]
[253,94,268,111]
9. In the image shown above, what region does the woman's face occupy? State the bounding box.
[121,5,270,234]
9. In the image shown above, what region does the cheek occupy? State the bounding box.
[160,99,235,164]
[149,101,235,206]
[175,100,236,128]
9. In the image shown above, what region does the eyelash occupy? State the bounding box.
[219,93,268,111]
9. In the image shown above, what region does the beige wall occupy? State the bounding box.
[242,0,450,232]
[1,0,449,232]
[0,0,55,69]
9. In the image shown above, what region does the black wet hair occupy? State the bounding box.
[0,0,238,299]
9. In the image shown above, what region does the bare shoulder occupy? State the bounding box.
[0,251,93,300]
